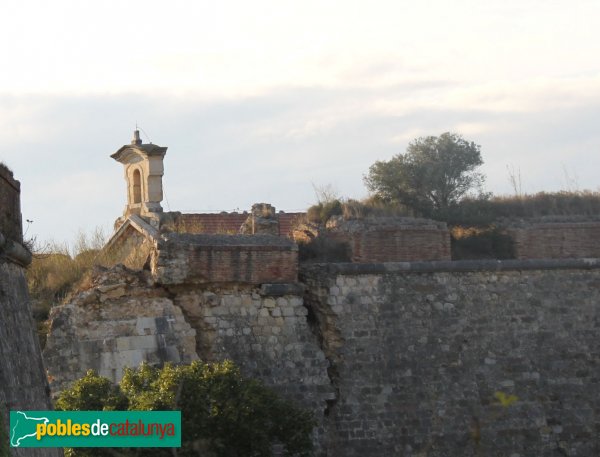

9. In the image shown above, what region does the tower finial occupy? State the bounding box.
[132,129,142,146]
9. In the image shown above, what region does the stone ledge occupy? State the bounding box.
[259,283,305,297]
[301,258,600,276]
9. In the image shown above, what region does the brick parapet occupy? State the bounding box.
[172,211,305,237]
[323,217,451,263]
[506,221,600,259]
[153,234,299,285]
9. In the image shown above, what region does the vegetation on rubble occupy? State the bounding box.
[27,228,111,347]
[56,361,315,457]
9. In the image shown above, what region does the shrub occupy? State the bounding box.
[56,361,315,457]
[341,197,411,220]
[55,369,128,412]
[306,199,343,224]
[307,198,411,225]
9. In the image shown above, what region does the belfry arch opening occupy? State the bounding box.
[112,130,167,216]
[132,169,142,204]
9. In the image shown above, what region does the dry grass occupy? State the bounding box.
[27,228,109,347]
[215,224,238,235]
[307,197,412,225]
[173,218,205,234]
[442,191,600,225]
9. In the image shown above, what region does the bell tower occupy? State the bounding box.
[111,130,168,221]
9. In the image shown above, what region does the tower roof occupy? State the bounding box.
[111,130,167,164]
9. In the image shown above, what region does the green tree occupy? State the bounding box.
[56,362,315,457]
[364,132,485,216]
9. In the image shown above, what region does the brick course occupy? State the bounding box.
[327,219,451,263]
[507,221,600,259]
[175,212,304,237]
[153,234,298,285]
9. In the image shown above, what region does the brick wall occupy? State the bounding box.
[278,212,304,237]
[176,212,304,237]
[507,221,600,259]
[177,213,248,234]
[0,164,22,242]
[153,233,298,285]
[328,222,451,263]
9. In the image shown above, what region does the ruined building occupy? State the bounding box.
[44,133,600,457]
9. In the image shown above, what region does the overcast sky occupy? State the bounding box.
[1,0,600,245]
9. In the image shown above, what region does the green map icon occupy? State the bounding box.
[10,411,49,447]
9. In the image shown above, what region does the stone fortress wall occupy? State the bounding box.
[45,245,334,454]
[45,253,600,457]
[0,165,61,457]
[301,259,600,457]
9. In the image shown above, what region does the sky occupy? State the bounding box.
[1,0,600,245]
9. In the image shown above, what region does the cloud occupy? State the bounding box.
[2,78,600,243]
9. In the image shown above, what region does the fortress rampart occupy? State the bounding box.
[0,165,61,457]
[45,254,600,456]
[301,259,600,456]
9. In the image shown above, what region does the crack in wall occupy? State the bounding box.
[300,270,344,455]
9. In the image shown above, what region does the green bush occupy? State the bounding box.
[56,361,315,457]
[306,199,343,224]
[55,369,128,412]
